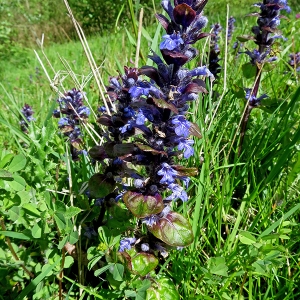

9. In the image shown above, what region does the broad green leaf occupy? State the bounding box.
[64,256,74,269]
[148,211,193,247]
[131,253,158,277]
[54,200,67,213]
[242,63,257,79]
[23,203,41,218]
[239,231,256,245]
[65,206,82,219]
[0,153,14,168]
[109,263,124,281]
[32,222,42,238]
[69,231,79,245]
[54,213,66,231]
[8,174,26,191]
[146,277,180,300]
[252,260,267,274]
[8,154,26,172]
[58,236,69,250]
[207,257,228,277]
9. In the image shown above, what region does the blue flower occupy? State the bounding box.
[123,106,135,118]
[166,183,188,202]
[160,33,184,51]
[142,215,160,227]
[119,237,137,252]
[171,115,191,137]
[129,81,151,98]
[245,88,268,106]
[58,117,70,127]
[136,110,146,125]
[141,243,150,252]
[177,139,194,159]
[157,163,178,184]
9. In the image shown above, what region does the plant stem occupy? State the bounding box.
[0,218,35,278]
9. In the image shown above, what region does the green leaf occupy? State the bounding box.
[252,260,267,274]
[110,263,124,281]
[242,63,257,79]
[148,211,193,247]
[23,203,41,218]
[54,213,66,231]
[0,231,31,240]
[207,257,228,277]
[0,153,14,168]
[58,236,69,250]
[131,253,158,277]
[94,263,113,277]
[54,200,67,213]
[69,231,79,244]
[31,222,42,238]
[8,174,26,191]
[65,206,82,219]
[239,231,256,245]
[146,277,180,300]
[7,154,26,172]
[64,256,74,269]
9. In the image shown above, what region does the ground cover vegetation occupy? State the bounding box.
[0,0,300,299]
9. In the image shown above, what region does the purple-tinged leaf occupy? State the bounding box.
[135,143,167,156]
[89,145,108,161]
[123,191,164,218]
[189,122,202,138]
[113,143,135,156]
[184,81,207,94]
[155,13,170,31]
[88,173,115,198]
[172,165,198,176]
[139,66,160,85]
[173,3,196,28]
[131,252,158,276]
[151,98,178,114]
[161,49,189,66]
[148,211,193,247]
[194,32,210,41]
[98,114,113,126]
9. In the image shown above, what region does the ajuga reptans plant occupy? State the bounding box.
[20,104,35,134]
[239,0,291,155]
[86,0,214,272]
[53,89,90,160]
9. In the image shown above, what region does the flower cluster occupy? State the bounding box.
[20,104,35,133]
[53,88,90,160]
[227,16,236,42]
[88,0,214,259]
[246,0,290,64]
[243,0,290,106]
[209,23,222,79]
